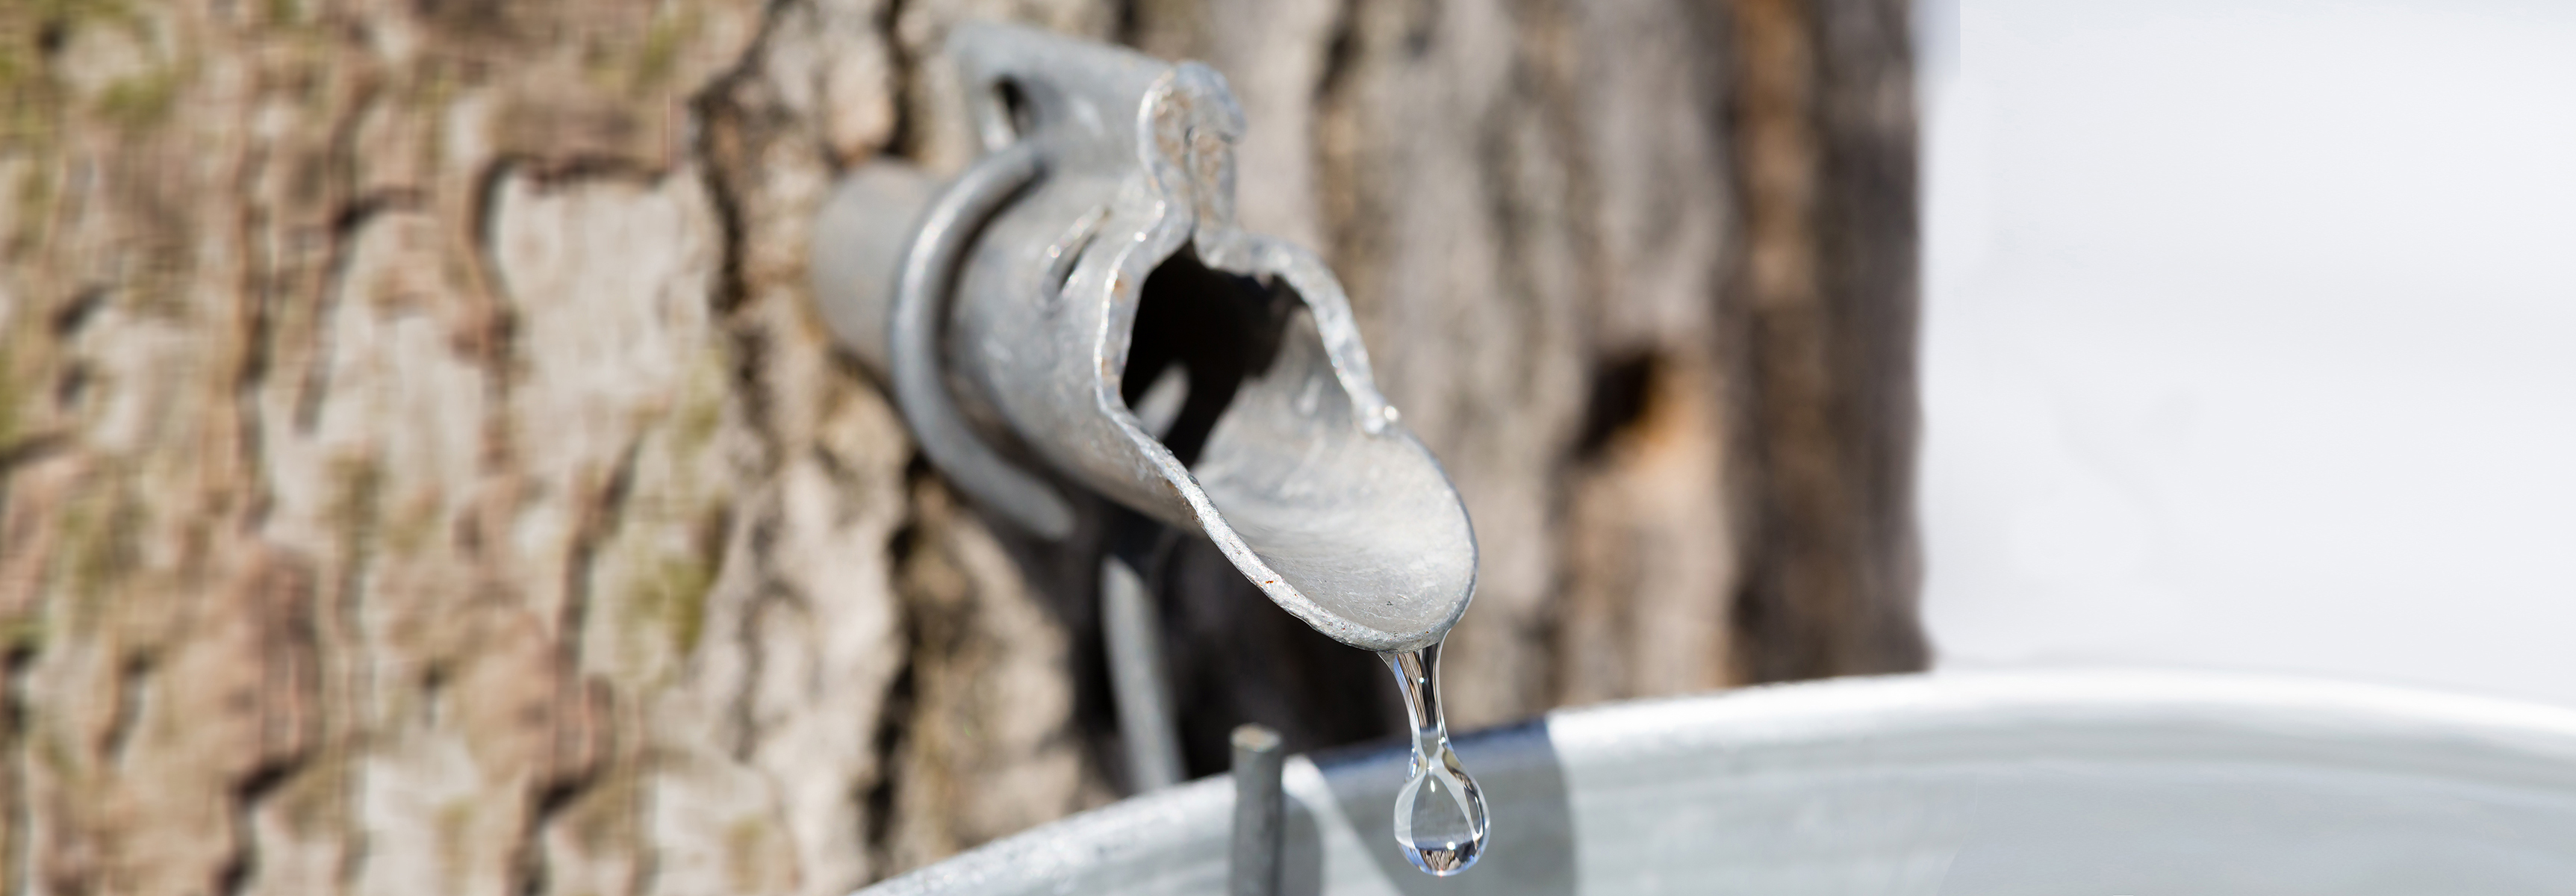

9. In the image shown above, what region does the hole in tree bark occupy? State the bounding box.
[1574,351,1664,461]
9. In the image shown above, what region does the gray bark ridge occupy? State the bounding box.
[0,0,1920,892]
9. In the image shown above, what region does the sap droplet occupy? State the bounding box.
[1378,641,1489,877]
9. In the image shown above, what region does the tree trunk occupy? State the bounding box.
[0,1,1921,894]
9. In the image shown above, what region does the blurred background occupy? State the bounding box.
[1916,0,2576,707]
[0,0,2568,894]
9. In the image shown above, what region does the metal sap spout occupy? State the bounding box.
[812,23,1476,656]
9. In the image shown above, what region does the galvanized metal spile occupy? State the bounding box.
[817,24,1479,657]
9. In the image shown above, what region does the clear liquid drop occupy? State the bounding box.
[1379,642,1487,876]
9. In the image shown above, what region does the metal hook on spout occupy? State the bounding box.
[886,140,1077,539]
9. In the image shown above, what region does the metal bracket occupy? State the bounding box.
[813,23,1478,656]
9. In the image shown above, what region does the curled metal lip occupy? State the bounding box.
[909,23,1476,653]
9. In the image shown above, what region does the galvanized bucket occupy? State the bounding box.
[858,671,2576,895]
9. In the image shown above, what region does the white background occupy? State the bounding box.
[1914,0,2576,705]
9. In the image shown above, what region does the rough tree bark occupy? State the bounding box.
[0,1,1921,894]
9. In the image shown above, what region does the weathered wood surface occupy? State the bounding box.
[0,1,1922,893]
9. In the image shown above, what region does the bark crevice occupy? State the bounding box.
[0,1,1921,891]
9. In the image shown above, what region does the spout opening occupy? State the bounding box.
[1118,248,1288,470]
[1110,249,1475,649]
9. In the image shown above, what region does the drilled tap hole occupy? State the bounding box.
[1573,350,1664,461]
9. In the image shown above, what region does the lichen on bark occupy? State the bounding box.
[0,0,1923,892]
